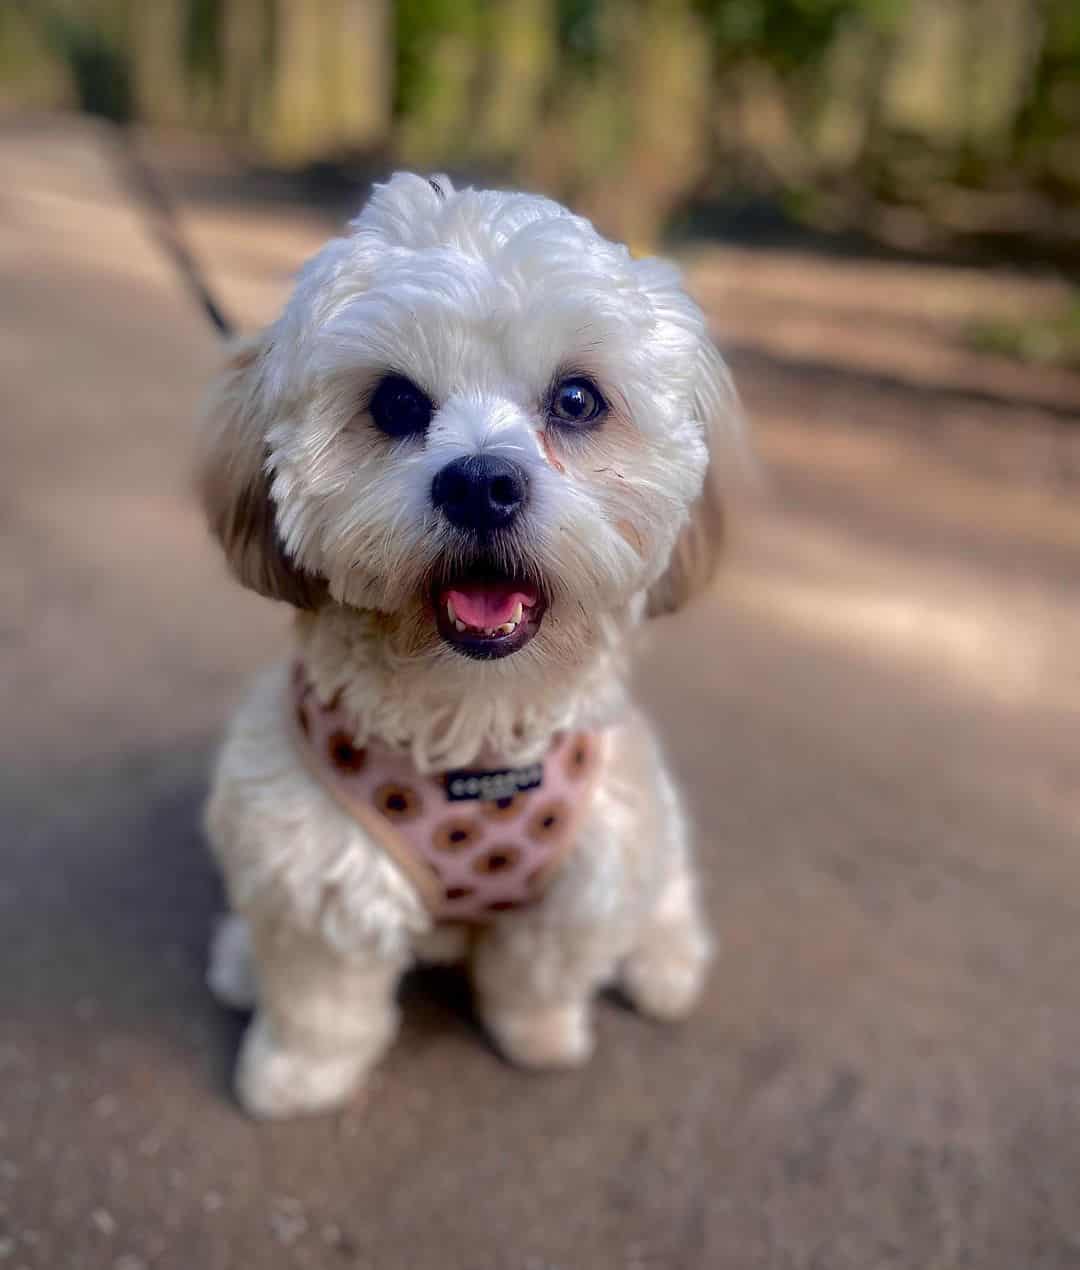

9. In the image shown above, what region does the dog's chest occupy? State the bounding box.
[290,664,604,922]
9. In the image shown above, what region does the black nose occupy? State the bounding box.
[431,455,528,532]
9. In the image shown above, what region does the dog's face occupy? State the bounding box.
[199,174,738,678]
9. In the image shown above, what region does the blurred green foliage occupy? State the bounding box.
[2,0,1077,265]
[35,7,133,123]
[969,294,1080,371]
[395,0,481,118]
[695,0,897,69]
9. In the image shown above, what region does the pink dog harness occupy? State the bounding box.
[289,664,604,923]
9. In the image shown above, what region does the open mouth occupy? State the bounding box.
[433,572,547,660]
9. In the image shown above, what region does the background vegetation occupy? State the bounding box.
[1,0,1078,263]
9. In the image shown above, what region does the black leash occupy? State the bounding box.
[110,128,236,341]
[16,1,235,341]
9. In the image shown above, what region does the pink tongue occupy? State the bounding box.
[446,582,536,629]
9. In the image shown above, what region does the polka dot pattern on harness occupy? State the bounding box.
[474,844,521,875]
[566,734,593,779]
[374,782,423,821]
[483,793,524,820]
[327,730,366,772]
[528,798,570,842]
[433,816,481,852]
[290,663,600,923]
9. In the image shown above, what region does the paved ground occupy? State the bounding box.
[3,115,1080,1270]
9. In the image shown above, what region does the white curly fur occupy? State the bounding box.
[198,173,740,1117]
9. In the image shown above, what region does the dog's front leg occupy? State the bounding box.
[234,919,405,1119]
[471,917,618,1069]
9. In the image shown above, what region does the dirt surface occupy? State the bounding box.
[3,115,1080,1270]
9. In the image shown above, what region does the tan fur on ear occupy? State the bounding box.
[646,339,741,618]
[645,462,726,618]
[196,335,326,609]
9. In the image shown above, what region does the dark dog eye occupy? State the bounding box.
[549,377,606,427]
[369,375,434,437]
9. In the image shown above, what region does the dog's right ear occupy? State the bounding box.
[196,334,326,609]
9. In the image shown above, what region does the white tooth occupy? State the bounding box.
[511,602,523,624]
[455,619,467,632]
[446,598,457,623]
[497,622,514,635]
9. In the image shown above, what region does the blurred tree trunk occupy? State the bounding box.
[522,0,627,216]
[395,2,483,167]
[572,0,711,249]
[221,0,271,135]
[265,0,390,163]
[960,0,1043,167]
[816,18,896,180]
[1017,0,1080,197]
[0,3,70,110]
[474,0,555,158]
[337,0,392,150]
[131,0,191,127]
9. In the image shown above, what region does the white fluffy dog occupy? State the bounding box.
[198,173,740,1118]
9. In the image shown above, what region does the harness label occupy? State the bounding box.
[445,764,544,802]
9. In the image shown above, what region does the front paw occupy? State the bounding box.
[620,940,709,1022]
[235,1016,366,1119]
[484,1002,594,1070]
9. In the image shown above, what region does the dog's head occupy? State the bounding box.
[198,174,740,676]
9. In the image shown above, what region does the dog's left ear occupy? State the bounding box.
[646,338,743,618]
